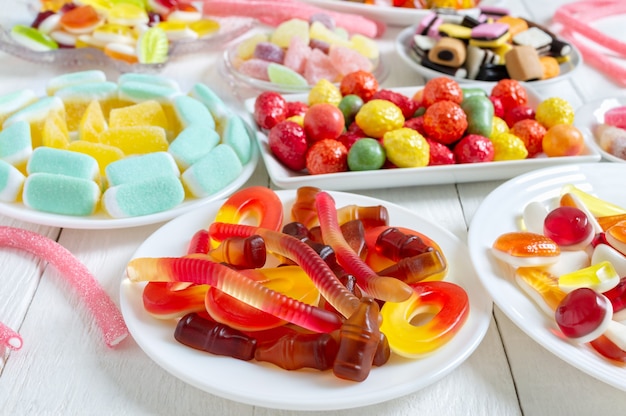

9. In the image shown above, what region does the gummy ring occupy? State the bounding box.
[213,186,284,243]
[142,282,208,320]
[380,280,469,358]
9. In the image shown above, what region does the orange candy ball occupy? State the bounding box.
[421,77,463,107]
[542,124,585,157]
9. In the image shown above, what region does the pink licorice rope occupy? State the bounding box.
[0,226,128,349]
[0,322,22,351]
[553,0,626,86]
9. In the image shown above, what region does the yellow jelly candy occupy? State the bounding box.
[41,112,70,149]
[236,33,268,60]
[137,26,168,64]
[108,100,168,131]
[79,100,108,142]
[355,99,405,138]
[308,79,342,107]
[99,125,168,155]
[189,19,220,38]
[490,116,509,138]
[350,34,379,61]
[382,127,429,168]
[309,21,351,48]
[491,132,528,160]
[68,140,125,177]
[271,18,309,49]
[535,97,575,129]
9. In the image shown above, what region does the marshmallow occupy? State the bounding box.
[27,147,100,181]
[168,125,219,171]
[182,144,243,198]
[0,120,32,169]
[505,45,544,81]
[23,172,100,216]
[105,151,180,187]
[173,95,215,130]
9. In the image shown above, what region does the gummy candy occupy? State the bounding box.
[255,331,338,371]
[555,287,613,343]
[142,281,208,319]
[543,206,594,248]
[558,261,620,294]
[213,185,284,235]
[515,267,566,315]
[492,231,561,267]
[207,235,267,269]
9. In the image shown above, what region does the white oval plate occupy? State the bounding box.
[396,25,582,86]
[468,163,626,391]
[244,86,601,190]
[574,95,626,163]
[120,190,492,411]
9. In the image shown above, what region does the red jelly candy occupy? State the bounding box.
[543,206,593,246]
[555,287,612,342]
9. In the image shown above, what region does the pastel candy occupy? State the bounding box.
[189,83,232,126]
[505,45,544,82]
[220,114,252,164]
[0,160,25,202]
[10,25,58,52]
[99,125,168,155]
[54,81,119,132]
[46,70,107,95]
[23,172,100,216]
[168,125,219,170]
[470,23,510,48]
[173,95,215,130]
[106,151,180,186]
[0,89,38,126]
[102,174,184,218]
[27,147,99,181]
[604,106,626,130]
[4,96,65,149]
[182,144,243,197]
[0,121,32,168]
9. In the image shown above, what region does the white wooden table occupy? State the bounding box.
[1,0,625,414]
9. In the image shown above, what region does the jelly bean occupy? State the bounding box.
[555,287,613,343]
[213,186,284,235]
[606,220,626,256]
[461,94,494,138]
[333,297,381,382]
[515,267,566,316]
[378,250,448,284]
[174,312,257,361]
[208,235,267,269]
[491,231,561,268]
[142,281,207,319]
[315,191,413,302]
[254,332,338,371]
[126,256,343,333]
[380,281,469,358]
[558,261,620,294]
[543,206,594,249]
[208,221,361,318]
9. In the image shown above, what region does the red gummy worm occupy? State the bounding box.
[314,192,413,303]
[209,222,362,318]
[126,256,343,333]
[0,226,128,348]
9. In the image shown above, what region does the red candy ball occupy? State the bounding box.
[305,139,348,174]
[423,100,468,145]
[303,103,345,142]
[543,206,593,246]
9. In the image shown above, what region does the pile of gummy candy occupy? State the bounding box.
[126,185,470,382]
[254,74,586,175]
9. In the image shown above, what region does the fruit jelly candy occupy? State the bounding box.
[333,297,380,382]
[255,331,338,371]
[0,120,32,170]
[4,96,65,149]
[155,21,198,42]
[515,267,566,316]
[102,174,184,217]
[54,81,118,132]
[236,33,269,60]
[108,100,168,131]
[27,146,99,181]
[189,83,231,126]
[590,333,626,363]
[543,206,594,248]
[284,36,311,74]
[341,220,367,259]
[173,95,215,130]
[597,213,626,232]
[59,5,104,34]
[350,34,379,61]
[303,48,340,86]
[558,261,620,294]
[208,235,267,269]
[23,172,100,216]
[253,41,285,64]
[142,281,207,319]
[99,125,168,155]
[309,21,351,48]
[104,43,140,65]
[378,250,447,284]
[0,225,128,347]
[0,89,37,126]
[174,312,257,361]
[560,184,626,218]
[117,81,180,132]
[220,114,253,164]
[92,23,136,45]
[604,106,626,130]
[270,18,310,49]
[380,281,469,358]
[267,63,309,88]
[10,25,58,52]
[239,59,272,82]
[375,227,433,261]
[41,111,70,149]
[78,100,108,143]
[105,151,179,186]
[328,45,373,76]
[46,70,107,96]
[107,3,149,26]
[34,11,61,34]
[168,3,203,23]
[315,191,413,303]
[181,144,243,198]
[188,19,220,38]
[214,186,284,233]
[168,125,219,170]
[606,220,626,256]
[555,287,613,343]
[592,244,626,278]
[0,160,25,202]
[68,140,124,177]
[491,231,561,268]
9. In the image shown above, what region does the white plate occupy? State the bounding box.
[120,190,492,411]
[574,95,626,163]
[244,86,601,190]
[468,163,626,391]
[299,0,500,27]
[0,144,258,229]
[396,25,582,86]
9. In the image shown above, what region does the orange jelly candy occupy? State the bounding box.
[492,231,561,267]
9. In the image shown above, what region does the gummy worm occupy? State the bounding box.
[0,226,128,348]
[314,192,413,303]
[208,222,362,318]
[0,322,22,351]
[202,0,383,38]
[126,256,343,333]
